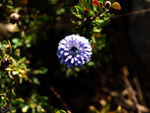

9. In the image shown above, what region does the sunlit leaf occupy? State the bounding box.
[71,6,84,18]
[6,5,13,8]
[8,40,12,55]
[115,106,121,113]
[101,97,111,113]
[12,98,24,106]
[0,3,2,7]
[111,2,121,10]
[12,71,19,75]
[22,105,29,112]
[54,108,66,113]
[89,105,100,113]
[11,89,16,98]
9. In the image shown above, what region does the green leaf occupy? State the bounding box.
[82,0,88,8]
[111,2,121,10]
[98,0,103,4]
[6,5,13,8]
[0,42,1,48]
[88,0,92,9]
[101,97,111,113]
[12,38,24,48]
[60,110,66,113]
[90,106,100,113]
[71,6,84,18]
[8,40,12,55]
[22,105,29,112]
[0,3,2,7]
[92,27,102,33]
[12,98,25,106]
[12,71,19,75]
[56,8,65,15]
[11,89,16,98]
[0,56,2,60]
[115,106,121,113]
[32,67,48,75]
[87,62,95,66]
[54,108,66,113]
[84,9,95,17]
[92,36,96,43]
[93,17,110,28]
[33,77,40,85]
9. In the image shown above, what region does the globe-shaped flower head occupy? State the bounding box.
[57,34,92,68]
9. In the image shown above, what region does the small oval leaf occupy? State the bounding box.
[111,2,121,10]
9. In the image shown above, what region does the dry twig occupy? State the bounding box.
[122,66,149,113]
[112,8,150,19]
[49,85,72,113]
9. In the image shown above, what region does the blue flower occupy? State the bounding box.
[57,34,92,68]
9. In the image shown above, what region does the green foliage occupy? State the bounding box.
[0,0,66,112]
[70,0,111,58]
[0,0,121,112]
[71,0,112,42]
[60,0,120,76]
[53,108,66,113]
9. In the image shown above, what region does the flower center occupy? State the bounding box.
[70,46,78,55]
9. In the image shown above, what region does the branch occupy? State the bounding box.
[112,8,150,19]
[49,85,72,113]
[122,66,141,113]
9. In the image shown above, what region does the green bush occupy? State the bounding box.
[0,0,121,112]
